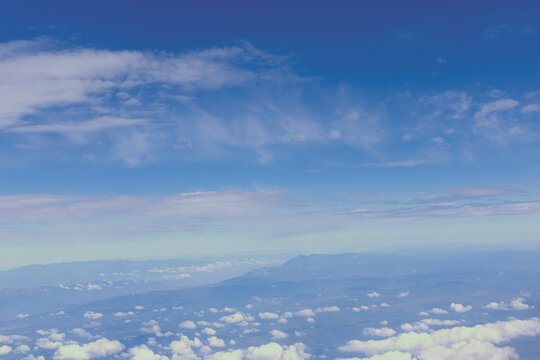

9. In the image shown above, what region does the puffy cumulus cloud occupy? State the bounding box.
[429,308,448,315]
[72,329,93,339]
[220,312,254,325]
[169,335,202,360]
[180,320,197,329]
[401,319,463,332]
[450,303,472,313]
[485,298,533,311]
[316,306,340,313]
[207,349,243,360]
[36,331,66,350]
[270,330,288,340]
[0,334,27,344]
[15,344,31,354]
[207,337,226,348]
[83,311,103,320]
[396,292,410,298]
[259,312,280,320]
[243,342,310,360]
[339,317,540,360]
[53,338,124,360]
[114,311,134,317]
[126,341,311,360]
[294,309,315,317]
[282,312,293,319]
[0,345,12,356]
[141,320,173,337]
[22,356,46,360]
[367,292,380,298]
[202,328,217,335]
[337,351,414,360]
[362,328,396,338]
[418,340,518,360]
[128,345,169,360]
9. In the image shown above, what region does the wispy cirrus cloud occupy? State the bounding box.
[356,159,434,167]
[6,116,147,134]
[0,38,293,128]
[2,38,540,169]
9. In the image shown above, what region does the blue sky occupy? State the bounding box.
[0,0,540,266]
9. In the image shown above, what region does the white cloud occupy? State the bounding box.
[0,334,27,344]
[475,99,520,120]
[294,309,315,317]
[202,328,216,336]
[362,328,396,338]
[36,331,66,350]
[485,298,533,311]
[72,329,93,339]
[0,39,291,128]
[521,104,540,114]
[429,308,448,315]
[259,312,280,320]
[219,312,253,324]
[396,292,409,298]
[339,317,540,359]
[472,98,524,139]
[270,330,288,340]
[352,306,369,312]
[329,129,342,139]
[178,320,197,329]
[338,351,414,360]
[207,336,226,348]
[244,342,309,360]
[53,338,124,360]
[170,335,201,359]
[141,320,173,337]
[114,311,134,317]
[367,292,380,298]
[316,306,340,313]
[83,311,103,320]
[208,342,309,360]
[22,356,46,360]
[14,345,30,354]
[128,345,169,360]
[357,160,432,168]
[401,319,463,332]
[7,117,147,134]
[0,345,12,356]
[450,303,472,313]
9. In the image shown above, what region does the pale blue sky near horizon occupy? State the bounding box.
[0,0,539,267]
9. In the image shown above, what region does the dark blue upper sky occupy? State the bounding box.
[2,0,539,88]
